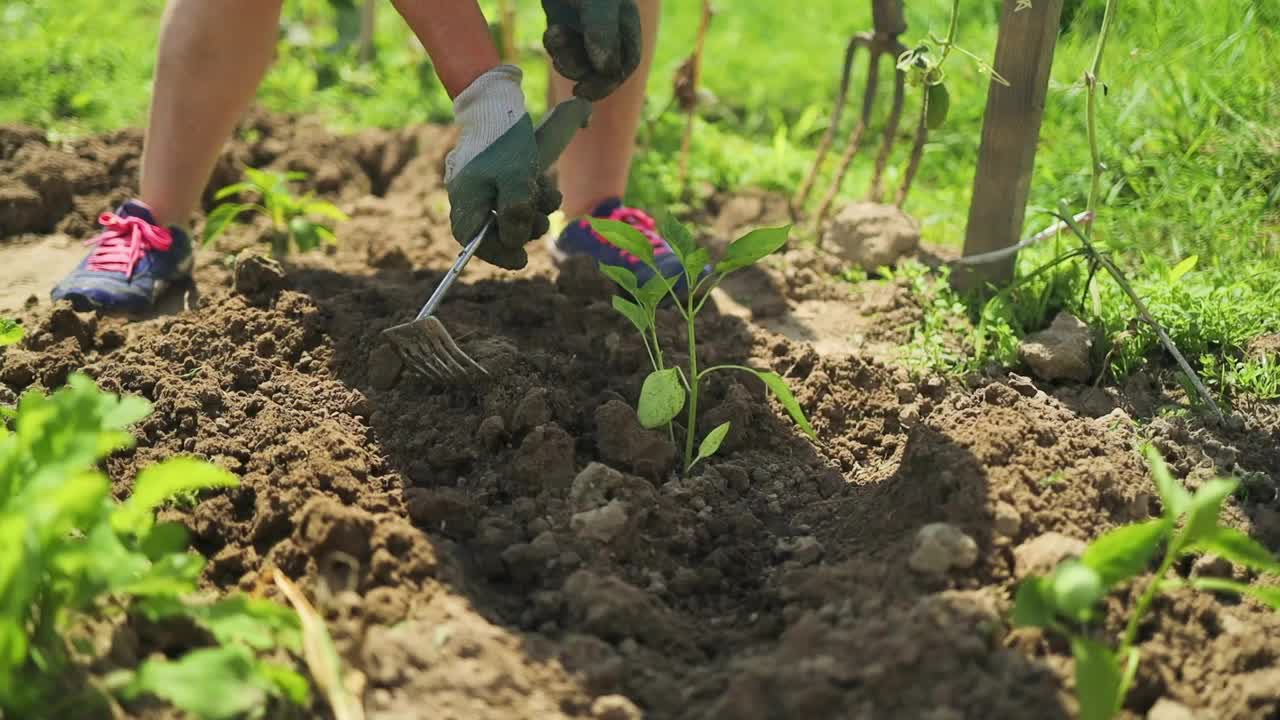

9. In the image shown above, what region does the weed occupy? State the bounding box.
[204,168,349,256]
[1013,447,1280,720]
[0,374,308,719]
[591,217,815,470]
[0,319,21,347]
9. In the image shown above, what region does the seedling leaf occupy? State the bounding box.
[1182,478,1239,545]
[202,202,254,245]
[659,214,696,260]
[213,182,259,201]
[589,218,657,269]
[611,296,651,335]
[1071,637,1124,720]
[116,457,238,535]
[0,318,22,346]
[1191,527,1280,574]
[690,422,731,469]
[1144,447,1190,519]
[637,369,686,429]
[753,370,816,438]
[684,247,712,284]
[599,263,641,296]
[1081,518,1169,587]
[303,201,350,222]
[715,225,791,273]
[1191,577,1280,610]
[124,645,269,720]
[638,274,670,307]
[1051,560,1105,621]
[1012,576,1054,629]
[257,660,312,707]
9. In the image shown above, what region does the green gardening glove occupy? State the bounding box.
[542,0,643,101]
[446,65,561,270]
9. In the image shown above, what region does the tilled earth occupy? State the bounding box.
[2,114,1279,720]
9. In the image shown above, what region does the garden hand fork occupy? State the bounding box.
[382,97,593,381]
[794,0,919,227]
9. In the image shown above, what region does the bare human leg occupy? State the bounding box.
[139,0,284,227]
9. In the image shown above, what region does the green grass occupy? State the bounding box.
[2,0,1277,399]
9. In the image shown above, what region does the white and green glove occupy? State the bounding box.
[445,65,561,270]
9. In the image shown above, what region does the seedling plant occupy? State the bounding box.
[1013,447,1280,720]
[590,217,815,471]
[204,167,349,256]
[0,374,308,719]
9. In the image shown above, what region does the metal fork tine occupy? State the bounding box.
[429,319,488,376]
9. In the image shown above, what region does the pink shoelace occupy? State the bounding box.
[582,205,670,265]
[84,212,173,278]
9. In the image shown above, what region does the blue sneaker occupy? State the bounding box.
[548,198,709,297]
[51,200,193,312]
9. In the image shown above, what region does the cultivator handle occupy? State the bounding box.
[536,97,593,169]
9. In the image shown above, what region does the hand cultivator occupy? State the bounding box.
[382,97,593,381]
[795,0,926,227]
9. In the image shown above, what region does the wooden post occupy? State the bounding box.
[955,0,1065,291]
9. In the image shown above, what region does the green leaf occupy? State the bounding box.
[684,247,712,286]
[658,214,696,260]
[115,458,238,535]
[638,273,671,307]
[637,368,685,429]
[138,522,191,561]
[256,660,310,707]
[599,263,641,296]
[1051,560,1105,621]
[123,646,269,720]
[1168,255,1198,284]
[1012,576,1055,628]
[714,225,791,273]
[192,595,303,652]
[1191,577,1280,609]
[1071,637,1124,720]
[589,218,657,269]
[315,225,338,246]
[1144,446,1190,519]
[101,395,153,430]
[0,318,22,346]
[926,82,951,129]
[1191,527,1280,574]
[1081,519,1170,587]
[303,201,349,222]
[202,203,255,245]
[611,296,650,335]
[290,217,320,253]
[689,422,731,469]
[753,370,816,439]
[1182,478,1239,546]
[213,182,259,201]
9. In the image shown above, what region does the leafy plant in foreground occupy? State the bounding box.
[203,167,349,256]
[591,217,815,471]
[1013,447,1280,720]
[0,319,21,347]
[0,374,308,719]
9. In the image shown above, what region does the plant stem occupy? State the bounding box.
[683,295,699,469]
[1119,530,1182,661]
[1086,0,1117,219]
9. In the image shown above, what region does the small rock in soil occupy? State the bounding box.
[595,399,677,477]
[232,250,287,302]
[1147,698,1199,720]
[405,486,478,538]
[993,501,1022,538]
[591,694,643,720]
[510,423,577,491]
[476,414,506,450]
[1013,532,1086,579]
[366,343,403,389]
[1247,333,1280,359]
[570,462,626,512]
[511,387,552,433]
[572,501,631,544]
[894,382,917,404]
[908,523,978,574]
[822,201,921,271]
[775,535,823,566]
[1018,311,1092,383]
[1190,553,1233,579]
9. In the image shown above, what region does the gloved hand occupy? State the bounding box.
[541,0,642,101]
[445,65,561,270]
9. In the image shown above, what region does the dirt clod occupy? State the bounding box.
[907,523,979,574]
[1013,532,1087,579]
[822,202,921,271]
[1018,311,1093,383]
[595,399,677,478]
[232,250,287,302]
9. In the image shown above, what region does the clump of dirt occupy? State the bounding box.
[1,114,1277,720]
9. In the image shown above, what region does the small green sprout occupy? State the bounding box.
[1013,447,1280,720]
[0,318,22,347]
[203,168,348,256]
[591,216,816,471]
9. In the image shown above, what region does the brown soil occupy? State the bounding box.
[2,113,1278,720]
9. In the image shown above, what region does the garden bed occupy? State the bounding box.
[2,113,1278,720]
